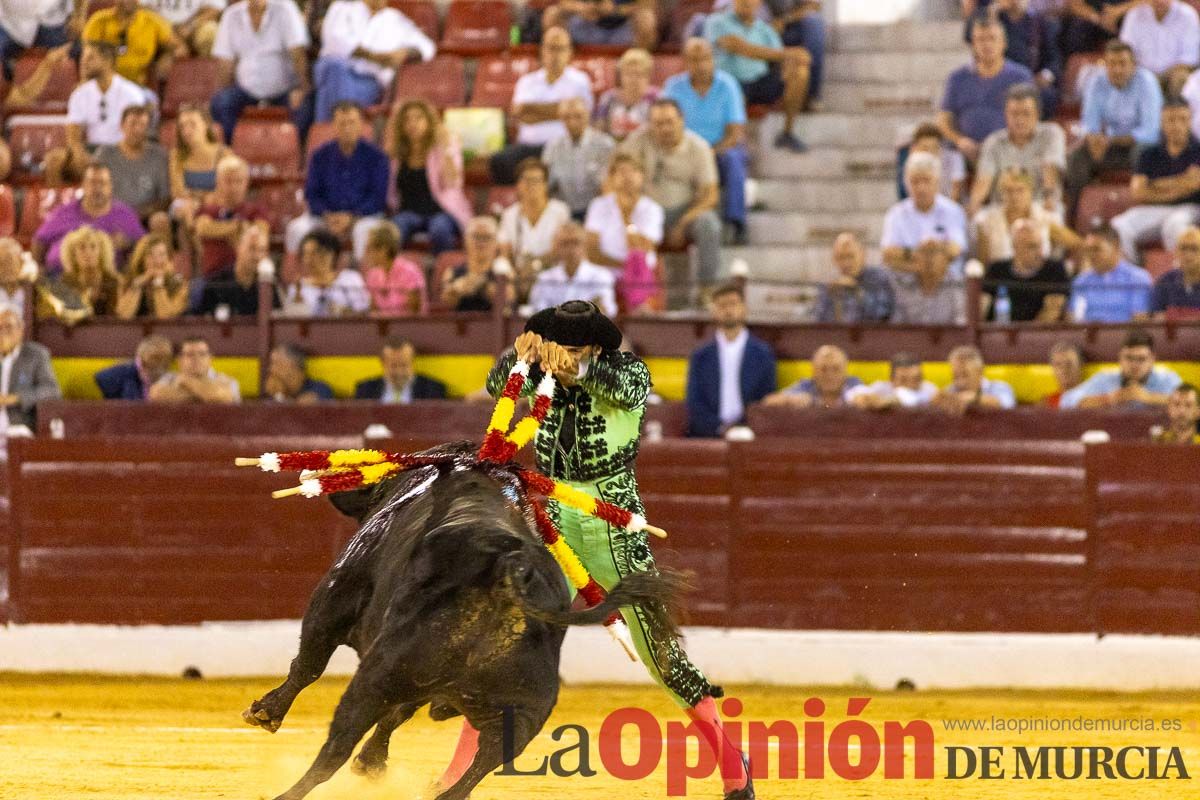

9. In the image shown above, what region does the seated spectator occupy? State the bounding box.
[897,123,968,203]
[847,352,938,410]
[528,221,617,317]
[94,104,171,236]
[984,219,1069,321]
[1064,40,1162,222]
[115,233,188,320]
[194,155,268,293]
[968,83,1065,216]
[148,335,241,403]
[94,334,175,400]
[543,97,615,221]
[143,0,223,56]
[594,47,658,141]
[1153,382,1200,443]
[0,0,77,67]
[283,229,369,316]
[814,232,895,323]
[583,153,664,312]
[1111,100,1200,260]
[764,344,863,408]
[0,303,61,432]
[361,221,427,316]
[1118,0,1198,90]
[1043,340,1083,408]
[385,99,471,255]
[685,281,776,437]
[51,227,121,318]
[938,15,1033,163]
[441,216,509,312]
[44,42,152,186]
[354,336,447,401]
[932,345,1017,412]
[1060,0,1132,58]
[974,166,1079,265]
[263,343,333,402]
[210,0,312,145]
[314,0,434,123]
[882,152,968,280]
[1061,328,1181,408]
[498,158,572,298]
[1150,224,1200,317]
[621,99,722,291]
[286,101,389,261]
[195,224,281,316]
[0,238,32,315]
[83,0,182,87]
[489,27,593,185]
[964,1,1062,116]
[34,164,146,275]
[1070,223,1152,321]
[705,0,809,152]
[664,38,750,243]
[543,0,656,50]
[168,104,230,230]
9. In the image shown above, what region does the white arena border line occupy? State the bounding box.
[1,623,1199,689]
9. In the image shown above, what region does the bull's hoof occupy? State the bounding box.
[241,703,283,733]
[350,753,387,780]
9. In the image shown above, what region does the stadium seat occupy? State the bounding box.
[440,0,512,56]
[6,119,67,183]
[392,54,467,108]
[389,0,440,41]
[470,54,539,107]
[161,57,222,116]
[231,119,302,179]
[1074,183,1132,232]
[571,56,616,96]
[0,186,15,238]
[8,50,78,114]
[16,186,78,247]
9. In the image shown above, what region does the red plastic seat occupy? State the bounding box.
[161,57,222,116]
[0,186,15,237]
[571,56,615,96]
[440,0,512,56]
[231,119,302,179]
[389,0,440,41]
[1074,183,1132,233]
[17,186,78,247]
[6,120,68,183]
[392,54,467,108]
[652,54,685,87]
[8,50,78,113]
[470,54,539,107]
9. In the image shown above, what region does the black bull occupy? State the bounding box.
[245,443,683,800]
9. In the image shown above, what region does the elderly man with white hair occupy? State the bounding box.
[0,303,61,433]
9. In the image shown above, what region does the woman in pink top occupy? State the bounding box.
[385,99,472,255]
[362,221,428,316]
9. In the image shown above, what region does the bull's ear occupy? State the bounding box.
[328,487,376,522]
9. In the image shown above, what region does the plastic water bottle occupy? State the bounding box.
[994,286,1011,323]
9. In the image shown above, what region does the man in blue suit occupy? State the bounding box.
[686,283,776,437]
[354,336,447,402]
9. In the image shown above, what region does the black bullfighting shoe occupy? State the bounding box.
[724,752,755,800]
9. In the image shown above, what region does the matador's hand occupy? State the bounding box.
[515,332,543,364]
[540,341,576,376]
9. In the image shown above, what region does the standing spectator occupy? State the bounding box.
[195,224,281,316]
[542,0,656,50]
[441,216,509,312]
[353,336,447,401]
[313,0,434,123]
[94,334,175,400]
[814,232,895,323]
[968,83,1066,215]
[263,343,333,402]
[0,0,78,67]
[210,0,311,144]
[49,226,121,317]
[0,303,60,432]
[167,104,230,230]
[194,155,268,290]
[489,26,593,185]
[142,0,224,56]
[1111,100,1200,260]
[498,158,572,299]
[583,152,664,311]
[1154,383,1200,443]
[939,15,1033,163]
[148,335,241,403]
[764,344,862,408]
[94,104,171,236]
[983,218,1070,321]
[543,97,615,221]
[43,42,150,186]
[1150,224,1200,317]
[361,221,427,316]
[685,281,776,437]
[932,345,1017,412]
[33,163,146,274]
[1060,0,1136,57]
[385,99,471,256]
[621,99,722,291]
[1064,40,1162,223]
[115,232,188,319]
[973,166,1079,265]
[283,228,369,316]
[882,152,969,280]
[1069,223,1152,322]
[964,0,1062,116]
[528,221,617,316]
[664,37,750,243]
[704,0,810,152]
[1060,328,1181,408]
[83,0,182,87]
[898,123,968,203]
[1043,341,1083,408]
[0,238,31,315]
[285,101,389,261]
[848,352,939,410]
[594,47,658,141]
[1118,0,1198,89]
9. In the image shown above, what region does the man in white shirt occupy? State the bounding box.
[210,0,311,144]
[881,151,969,279]
[1119,0,1199,87]
[142,0,225,56]
[44,41,153,186]
[314,0,434,122]
[489,26,593,184]
[529,221,617,316]
[0,303,61,433]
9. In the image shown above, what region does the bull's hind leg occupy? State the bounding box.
[350,701,419,779]
[434,703,551,800]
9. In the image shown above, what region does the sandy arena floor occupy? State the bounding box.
[0,674,1196,799]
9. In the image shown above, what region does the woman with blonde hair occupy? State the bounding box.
[385,98,472,255]
[168,103,230,228]
[38,226,120,323]
[974,167,1080,265]
[116,233,189,320]
[594,48,659,141]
